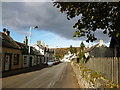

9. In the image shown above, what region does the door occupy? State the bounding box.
[4,54,11,71]
[23,56,27,67]
[30,56,32,67]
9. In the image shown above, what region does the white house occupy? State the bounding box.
[32,41,45,65]
[62,51,76,62]
[44,45,49,64]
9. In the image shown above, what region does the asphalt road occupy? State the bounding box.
[2,62,80,88]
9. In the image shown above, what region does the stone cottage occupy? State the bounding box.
[1,28,22,71]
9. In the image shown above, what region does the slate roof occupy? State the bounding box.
[84,44,99,53]
[16,42,41,55]
[16,42,28,54]
[1,31,49,56]
[84,42,113,57]
[84,42,107,53]
[0,32,21,49]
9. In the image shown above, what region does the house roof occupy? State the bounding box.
[84,44,99,53]
[0,32,21,49]
[84,42,107,53]
[31,46,40,55]
[40,45,45,49]
[16,42,28,54]
[1,31,44,55]
[16,42,41,55]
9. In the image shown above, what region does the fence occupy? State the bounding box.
[82,57,120,84]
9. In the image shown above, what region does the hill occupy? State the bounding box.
[56,48,70,56]
[55,47,80,59]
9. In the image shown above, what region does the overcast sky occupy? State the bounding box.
[1,0,111,48]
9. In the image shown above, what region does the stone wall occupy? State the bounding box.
[71,61,108,88]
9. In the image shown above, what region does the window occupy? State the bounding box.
[14,54,19,65]
[23,56,27,64]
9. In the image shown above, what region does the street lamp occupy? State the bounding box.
[54,46,58,60]
[28,26,38,67]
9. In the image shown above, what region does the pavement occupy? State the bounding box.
[2,62,80,88]
[2,64,48,77]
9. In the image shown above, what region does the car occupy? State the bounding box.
[53,59,60,65]
[56,59,61,63]
[47,60,54,66]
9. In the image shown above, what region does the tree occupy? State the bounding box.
[80,42,85,51]
[78,42,85,59]
[73,47,77,54]
[53,2,120,42]
[70,45,77,54]
[70,45,73,54]
[56,55,64,59]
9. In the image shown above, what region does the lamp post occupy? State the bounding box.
[28,26,38,67]
[54,46,58,60]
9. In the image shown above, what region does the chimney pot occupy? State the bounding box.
[41,43,45,47]
[37,40,41,47]
[3,28,10,36]
[24,36,28,45]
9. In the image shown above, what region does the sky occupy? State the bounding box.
[1,0,111,48]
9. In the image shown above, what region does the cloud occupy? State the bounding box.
[2,2,110,43]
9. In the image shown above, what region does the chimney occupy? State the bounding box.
[37,40,41,47]
[23,36,28,45]
[46,45,49,48]
[41,42,45,47]
[3,28,10,36]
[99,40,103,46]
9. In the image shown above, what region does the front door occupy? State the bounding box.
[4,54,11,71]
[30,57,32,67]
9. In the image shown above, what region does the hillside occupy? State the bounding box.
[56,48,70,56]
[55,47,80,59]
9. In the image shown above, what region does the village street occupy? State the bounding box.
[2,62,80,88]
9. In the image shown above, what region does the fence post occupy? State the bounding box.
[112,57,114,82]
[116,57,118,84]
[118,57,120,84]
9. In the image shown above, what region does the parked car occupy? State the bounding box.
[53,59,60,65]
[47,60,54,66]
[56,59,61,63]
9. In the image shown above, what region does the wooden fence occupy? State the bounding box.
[82,57,120,84]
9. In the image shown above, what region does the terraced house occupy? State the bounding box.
[1,28,56,73]
[1,28,22,71]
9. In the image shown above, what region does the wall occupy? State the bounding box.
[82,57,120,84]
[2,47,22,71]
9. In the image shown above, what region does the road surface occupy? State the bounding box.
[2,62,80,88]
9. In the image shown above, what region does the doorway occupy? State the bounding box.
[4,54,11,71]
